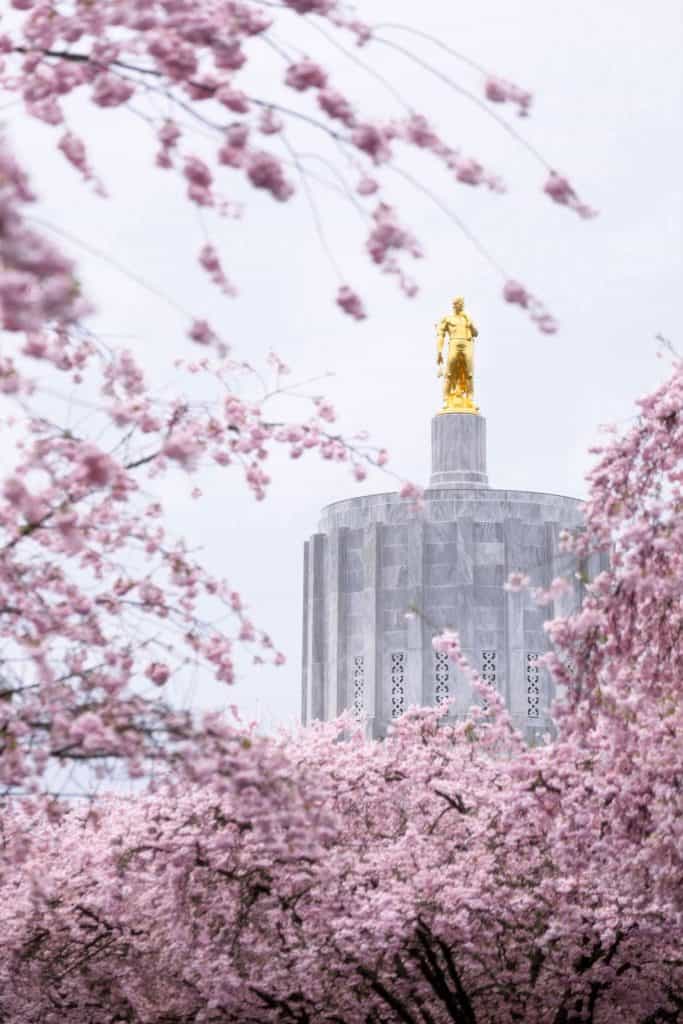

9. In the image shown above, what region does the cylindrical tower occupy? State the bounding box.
[302,412,604,743]
[302,300,604,742]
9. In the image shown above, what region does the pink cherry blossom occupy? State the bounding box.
[351,123,393,163]
[183,156,214,206]
[258,107,284,134]
[245,151,294,201]
[366,203,422,266]
[502,280,558,333]
[198,244,237,297]
[503,279,530,306]
[76,445,117,488]
[57,132,95,185]
[162,431,202,469]
[215,84,251,113]
[485,76,533,116]
[285,0,335,14]
[544,170,597,218]
[91,72,135,108]
[504,570,531,592]
[356,174,379,195]
[313,397,336,422]
[188,319,216,346]
[145,662,170,686]
[317,87,356,126]
[213,40,247,71]
[285,59,328,91]
[399,480,424,500]
[336,285,366,320]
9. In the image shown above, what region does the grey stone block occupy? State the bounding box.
[474,541,505,564]
[425,541,459,562]
[425,563,461,586]
[474,522,504,542]
[473,565,505,587]
[381,565,409,589]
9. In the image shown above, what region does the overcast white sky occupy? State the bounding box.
[5,0,682,728]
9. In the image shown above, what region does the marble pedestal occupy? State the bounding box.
[431,411,488,487]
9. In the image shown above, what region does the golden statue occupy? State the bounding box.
[436,295,479,414]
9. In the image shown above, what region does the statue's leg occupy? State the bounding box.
[443,360,452,404]
[465,347,473,398]
[454,350,467,396]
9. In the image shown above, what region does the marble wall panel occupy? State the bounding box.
[474,630,506,653]
[381,524,412,547]
[381,545,408,567]
[425,541,460,563]
[383,610,408,629]
[301,540,309,724]
[424,522,460,544]
[472,585,505,608]
[425,563,461,586]
[325,529,343,718]
[524,608,547,632]
[474,541,505,564]
[429,501,462,522]
[343,609,365,638]
[382,589,414,611]
[524,632,548,651]
[474,522,504,542]
[424,585,460,609]
[381,564,409,589]
[406,522,425,657]
[473,565,505,587]
[450,655,475,714]
[472,605,504,630]
[425,606,460,630]
[361,522,379,732]
[308,533,327,721]
[427,588,475,647]
[341,570,364,594]
[516,503,544,522]
[386,504,411,525]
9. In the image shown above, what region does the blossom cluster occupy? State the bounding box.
[0,0,594,330]
[0,137,87,332]
[0,141,392,790]
[3,626,680,1022]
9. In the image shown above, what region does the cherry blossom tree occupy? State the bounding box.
[1,0,593,329]
[0,0,596,799]
[1,361,681,1021]
[0,4,677,1019]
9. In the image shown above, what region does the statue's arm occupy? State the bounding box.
[469,316,479,339]
[436,317,448,362]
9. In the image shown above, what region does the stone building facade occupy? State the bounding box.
[301,412,600,742]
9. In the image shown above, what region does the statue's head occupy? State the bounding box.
[452,296,464,313]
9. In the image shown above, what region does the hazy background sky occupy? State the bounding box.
[6,0,682,728]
